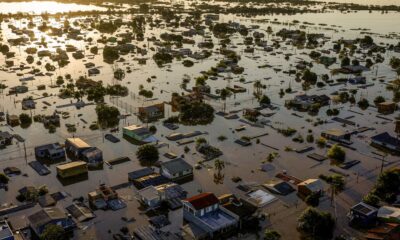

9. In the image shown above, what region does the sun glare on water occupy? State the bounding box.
[0,1,105,14]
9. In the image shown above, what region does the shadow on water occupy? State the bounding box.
[57,173,89,186]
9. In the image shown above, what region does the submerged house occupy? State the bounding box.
[371,132,400,153]
[123,125,157,143]
[321,129,352,144]
[138,103,165,122]
[34,143,65,160]
[28,207,76,237]
[160,158,193,183]
[81,147,103,167]
[138,182,187,209]
[297,179,324,197]
[182,192,238,239]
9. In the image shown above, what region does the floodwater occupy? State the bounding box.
[321,0,400,5]
[0,1,400,239]
[0,1,106,14]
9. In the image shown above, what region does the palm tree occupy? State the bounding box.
[220,88,232,112]
[213,159,225,184]
[214,159,225,172]
[253,80,263,98]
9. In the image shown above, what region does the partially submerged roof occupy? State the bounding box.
[298,179,324,192]
[56,161,87,171]
[161,158,192,175]
[372,132,400,147]
[66,138,90,149]
[28,207,67,229]
[185,192,219,210]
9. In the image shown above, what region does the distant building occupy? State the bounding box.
[285,94,330,111]
[182,192,238,239]
[28,207,76,237]
[160,158,193,183]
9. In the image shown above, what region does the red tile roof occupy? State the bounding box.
[185,192,219,210]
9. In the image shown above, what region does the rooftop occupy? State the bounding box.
[161,158,193,175]
[28,207,67,229]
[66,138,90,149]
[56,161,87,171]
[185,192,219,210]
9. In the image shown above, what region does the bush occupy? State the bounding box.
[264,229,281,240]
[136,144,159,163]
[0,173,9,184]
[362,193,380,207]
[358,98,370,110]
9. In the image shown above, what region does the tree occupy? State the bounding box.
[374,96,385,105]
[302,69,318,85]
[327,144,345,162]
[180,102,215,125]
[0,173,9,184]
[373,168,400,203]
[214,159,225,172]
[95,104,120,128]
[259,95,271,105]
[103,46,119,63]
[358,98,370,110]
[297,208,335,240]
[214,158,225,185]
[40,224,67,240]
[264,229,281,240]
[136,144,159,163]
[341,57,350,67]
[19,113,32,127]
